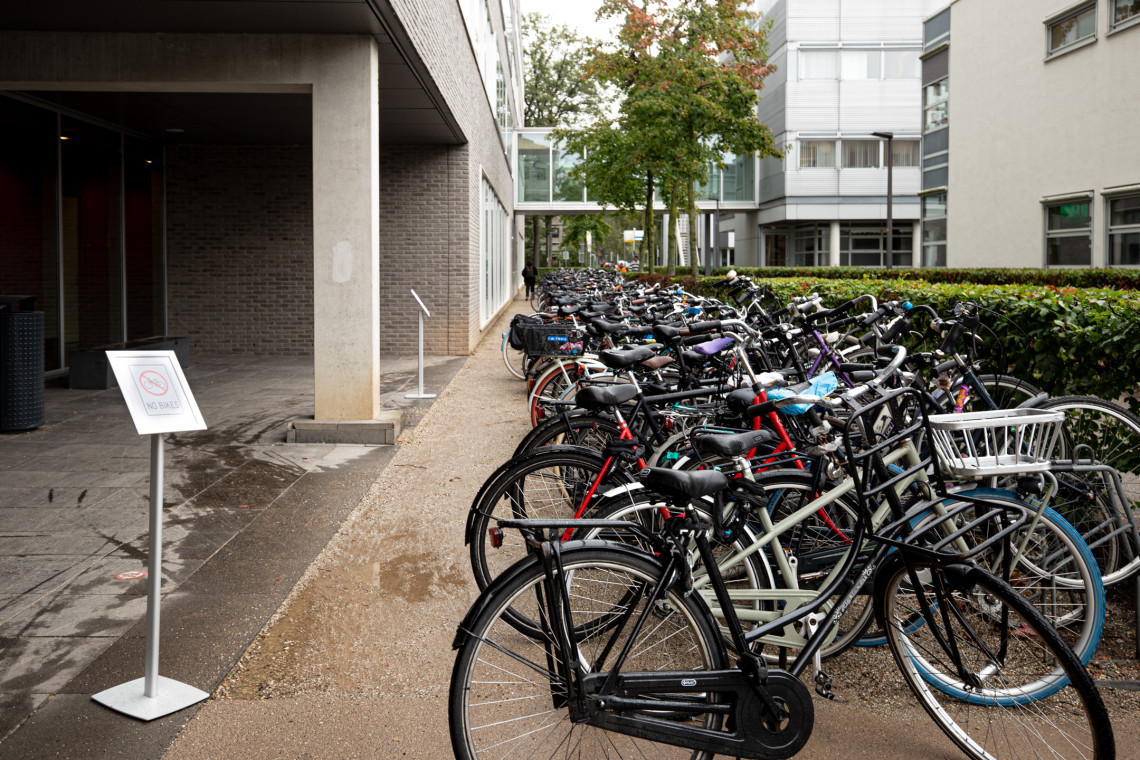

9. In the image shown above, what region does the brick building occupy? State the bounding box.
[0,1,523,433]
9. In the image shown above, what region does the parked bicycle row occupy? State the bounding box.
[448,268,1135,759]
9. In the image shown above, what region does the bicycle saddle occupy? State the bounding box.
[639,467,728,500]
[695,428,777,458]
[575,383,639,410]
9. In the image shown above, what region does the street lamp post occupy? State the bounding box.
[705,195,720,276]
[872,131,894,270]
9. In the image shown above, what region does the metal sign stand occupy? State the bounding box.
[93,351,209,720]
[406,289,436,400]
[92,433,209,719]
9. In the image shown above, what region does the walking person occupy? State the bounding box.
[522,261,537,300]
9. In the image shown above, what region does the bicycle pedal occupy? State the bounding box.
[813,669,835,700]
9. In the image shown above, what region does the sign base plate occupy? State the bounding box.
[404,393,437,399]
[92,676,209,721]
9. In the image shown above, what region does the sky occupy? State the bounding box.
[521,0,618,41]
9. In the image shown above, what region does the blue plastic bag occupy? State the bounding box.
[768,371,838,416]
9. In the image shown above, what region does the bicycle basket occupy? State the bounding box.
[519,323,585,357]
[928,407,1064,479]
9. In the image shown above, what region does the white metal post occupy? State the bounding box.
[406,289,436,399]
[144,433,163,697]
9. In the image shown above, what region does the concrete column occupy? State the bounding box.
[310,37,381,421]
[912,221,922,267]
[758,227,767,267]
[829,221,841,267]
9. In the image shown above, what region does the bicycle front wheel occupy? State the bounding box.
[876,556,1114,760]
[449,545,727,760]
[1040,395,1140,587]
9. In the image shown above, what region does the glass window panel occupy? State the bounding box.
[1110,196,1140,227]
[891,140,919,167]
[923,192,947,219]
[1110,231,1140,266]
[552,143,584,202]
[1047,202,1091,231]
[843,140,879,168]
[884,50,920,79]
[722,152,754,202]
[1115,0,1140,25]
[0,97,61,370]
[61,116,123,354]
[923,219,947,243]
[800,140,835,168]
[517,132,550,203]
[841,51,880,80]
[799,50,837,79]
[923,243,947,268]
[1047,235,1091,266]
[1050,6,1096,52]
[123,138,164,341]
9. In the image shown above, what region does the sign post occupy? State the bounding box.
[406,290,436,400]
[93,351,208,721]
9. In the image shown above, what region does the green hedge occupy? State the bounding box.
[632,273,1140,413]
[702,267,1140,291]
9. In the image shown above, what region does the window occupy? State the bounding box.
[1113,0,1140,28]
[843,140,879,169]
[841,50,880,80]
[517,132,550,203]
[1048,4,1096,54]
[1045,200,1092,266]
[1108,195,1140,266]
[481,179,511,325]
[799,140,835,168]
[924,79,948,132]
[891,140,919,167]
[840,224,912,268]
[799,50,838,79]
[792,224,829,267]
[922,192,947,267]
[883,50,921,79]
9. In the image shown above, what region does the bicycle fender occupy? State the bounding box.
[451,540,673,650]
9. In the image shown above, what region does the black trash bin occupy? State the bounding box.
[0,296,45,432]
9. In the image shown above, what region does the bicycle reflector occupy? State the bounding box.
[488,527,504,548]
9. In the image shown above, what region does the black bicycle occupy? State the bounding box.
[449,387,1114,760]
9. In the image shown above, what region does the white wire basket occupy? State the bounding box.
[928,407,1065,479]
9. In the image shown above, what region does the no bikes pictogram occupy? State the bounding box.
[138,370,170,396]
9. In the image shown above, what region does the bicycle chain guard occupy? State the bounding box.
[584,668,814,760]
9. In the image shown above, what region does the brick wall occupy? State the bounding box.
[165,144,314,355]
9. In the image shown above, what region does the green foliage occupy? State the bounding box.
[706,266,1140,290]
[561,215,612,262]
[522,13,607,128]
[633,273,1140,413]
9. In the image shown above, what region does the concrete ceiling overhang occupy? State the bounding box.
[0,0,465,145]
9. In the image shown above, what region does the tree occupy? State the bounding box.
[561,214,611,265]
[521,13,609,267]
[563,0,783,274]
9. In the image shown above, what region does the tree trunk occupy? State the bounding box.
[688,182,700,277]
[666,182,678,277]
[643,170,655,275]
[544,215,554,267]
[531,215,539,268]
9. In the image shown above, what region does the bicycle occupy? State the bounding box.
[450,386,1115,760]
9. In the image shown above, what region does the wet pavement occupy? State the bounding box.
[0,351,464,756]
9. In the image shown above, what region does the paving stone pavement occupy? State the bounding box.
[0,347,465,758]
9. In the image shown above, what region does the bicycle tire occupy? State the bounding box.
[450,544,727,760]
[512,411,623,457]
[501,330,527,380]
[876,556,1114,759]
[1039,395,1140,587]
[466,447,637,592]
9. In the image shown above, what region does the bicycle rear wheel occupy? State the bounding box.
[876,556,1113,760]
[450,546,727,760]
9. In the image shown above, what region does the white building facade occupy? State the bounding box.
[730,0,950,268]
[923,0,1140,269]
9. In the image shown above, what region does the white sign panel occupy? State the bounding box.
[106,351,206,435]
